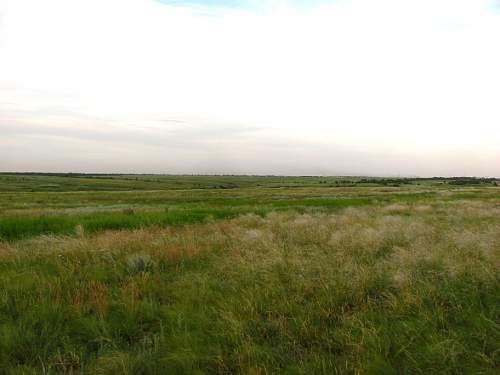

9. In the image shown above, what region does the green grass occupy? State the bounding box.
[0,175,498,374]
[0,174,368,192]
[0,209,239,241]
[0,193,443,241]
[0,173,496,193]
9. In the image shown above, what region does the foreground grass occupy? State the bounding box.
[0,200,498,374]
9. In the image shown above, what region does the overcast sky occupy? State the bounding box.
[1,0,499,176]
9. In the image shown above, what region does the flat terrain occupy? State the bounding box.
[0,174,498,374]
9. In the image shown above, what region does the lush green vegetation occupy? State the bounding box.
[0,174,375,192]
[0,173,497,192]
[0,174,498,374]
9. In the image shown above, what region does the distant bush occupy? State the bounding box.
[448,177,495,185]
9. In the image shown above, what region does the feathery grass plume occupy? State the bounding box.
[74,224,85,238]
[413,204,433,213]
[382,203,410,214]
[126,253,155,274]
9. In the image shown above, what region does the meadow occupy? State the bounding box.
[0,174,498,374]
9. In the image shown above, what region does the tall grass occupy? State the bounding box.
[0,192,443,241]
[0,200,498,374]
[0,209,242,241]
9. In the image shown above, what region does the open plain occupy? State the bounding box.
[0,174,498,374]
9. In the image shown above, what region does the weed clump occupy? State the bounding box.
[74,224,85,238]
[126,253,155,274]
[123,208,135,216]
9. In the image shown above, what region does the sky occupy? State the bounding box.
[0,0,499,176]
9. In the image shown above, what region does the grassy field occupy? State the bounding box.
[0,174,498,374]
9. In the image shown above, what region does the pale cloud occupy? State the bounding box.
[0,0,499,176]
